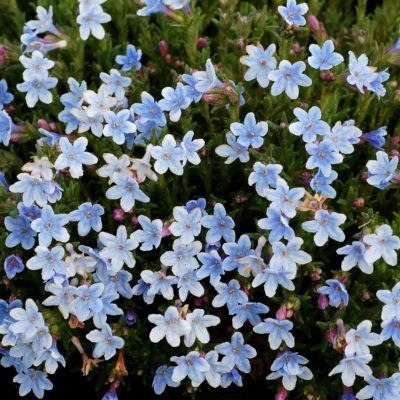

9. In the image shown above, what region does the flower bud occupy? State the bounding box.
[161,223,172,237]
[159,40,169,57]
[276,305,287,320]
[197,37,208,48]
[318,294,329,310]
[275,386,288,400]
[113,208,124,222]
[125,309,139,326]
[308,15,321,32]
[326,328,336,344]
[352,197,364,208]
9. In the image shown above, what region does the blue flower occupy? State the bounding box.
[181,130,205,165]
[72,283,104,322]
[184,309,220,346]
[201,203,235,243]
[0,171,9,190]
[222,234,253,273]
[270,237,312,272]
[182,73,203,102]
[215,133,250,164]
[137,0,166,16]
[197,250,225,285]
[193,59,220,93]
[93,263,133,299]
[306,139,343,176]
[176,269,204,301]
[131,215,163,251]
[150,134,185,175]
[0,79,14,108]
[329,354,372,387]
[100,69,131,100]
[99,225,138,272]
[26,246,67,281]
[220,368,243,388]
[17,76,58,108]
[131,91,167,128]
[31,205,70,247]
[141,269,177,300]
[19,51,54,80]
[289,106,330,143]
[159,82,192,122]
[103,109,137,145]
[370,69,390,98]
[214,332,256,373]
[148,305,191,347]
[164,0,191,10]
[86,324,124,360]
[248,162,283,197]
[69,202,104,237]
[77,4,111,40]
[240,43,277,88]
[324,121,362,154]
[345,320,382,356]
[0,109,12,146]
[230,302,269,329]
[264,178,305,218]
[278,0,308,26]
[212,279,248,311]
[302,210,346,246]
[377,282,400,321]
[170,351,210,386]
[13,369,53,399]
[5,214,36,250]
[362,126,386,149]
[267,351,313,391]
[17,203,41,222]
[381,317,400,347]
[337,241,373,274]
[310,170,338,199]
[347,52,378,94]
[170,206,202,244]
[269,60,312,99]
[226,80,245,109]
[152,365,180,394]
[317,279,349,307]
[253,318,294,349]
[0,299,22,325]
[204,350,232,388]
[308,40,344,70]
[356,374,400,400]
[258,206,296,243]
[364,224,400,266]
[26,5,59,35]
[230,112,268,149]
[4,255,25,279]
[116,44,142,72]
[366,151,398,189]
[42,283,76,319]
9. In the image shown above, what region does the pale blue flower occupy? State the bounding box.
[366,151,398,190]
[0,105,13,146]
[4,255,25,279]
[347,52,378,94]
[170,206,202,244]
[267,351,313,391]
[72,283,104,322]
[16,76,58,108]
[377,282,400,320]
[308,40,344,70]
[132,278,155,304]
[214,332,256,373]
[362,126,387,149]
[181,130,205,165]
[131,215,163,251]
[13,369,53,399]
[289,106,330,143]
[212,279,248,311]
[116,44,142,72]
[269,60,312,99]
[184,309,220,346]
[99,225,138,272]
[137,0,166,16]
[31,205,70,247]
[27,246,67,281]
[253,318,294,349]
[106,174,150,212]
[77,4,111,40]
[222,234,253,272]
[103,109,137,145]
[310,170,338,199]
[324,121,362,154]
[9,299,44,339]
[131,91,166,127]
[370,69,390,98]
[5,214,36,250]
[201,203,235,243]
[337,241,373,274]
[160,239,201,275]
[0,79,14,108]
[42,283,76,319]
[176,269,204,301]
[258,205,296,243]
[381,317,400,347]
[152,365,179,394]
[248,162,283,196]
[84,84,117,118]
[264,178,305,218]
[230,302,269,329]
[19,51,54,81]
[148,305,191,347]
[329,354,372,387]
[182,74,203,102]
[164,0,190,10]
[159,82,192,122]
[345,320,382,356]
[193,59,220,93]
[140,269,177,300]
[215,133,250,164]
[86,324,124,360]
[97,153,131,182]
[240,43,277,88]
[220,368,243,388]
[100,69,131,99]
[305,139,343,177]
[364,224,400,266]
[27,6,59,35]
[356,374,400,400]
[170,351,210,386]
[317,279,349,307]
[197,250,225,285]
[270,237,312,272]
[151,134,185,175]
[55,137,98,178]
[69,202,104,237]
[204,350,232,388]
[252,264,296,297]
[230,112,268,149]
[278,0,308,26]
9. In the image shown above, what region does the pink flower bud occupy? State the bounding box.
[234,38,246,50]
[161,223,172,237]
[326,328,336,344]
[242,285,250,297]
[194,298,203,307]
[159,40,169,57]
[113,208,124,222]
[310,271,321,281]
[37,119,50,130]
[362,291,371,301]
[352,197,364,207]
[308,15,321,32]
[164,54,172,64]
[0,45,6,65]
[197,37,208,48]
[275,386,288,400]
[390,149,400,158]
[301,170,312,185]
[360,171,369,182]
[276,305,287,320]
[131,216,139,225]
[318,294,329,310]
[286,309,294,318]
[291,43,302,54]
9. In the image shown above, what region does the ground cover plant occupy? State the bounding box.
[1,0,400,399]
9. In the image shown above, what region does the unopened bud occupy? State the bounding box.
[197,37,208,48]
[352,197,364,208]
